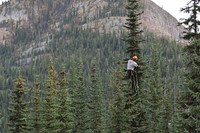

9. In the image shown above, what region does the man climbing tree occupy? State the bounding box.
[123,0,147,132]
[124,0,143,87]
[126,55,139,93]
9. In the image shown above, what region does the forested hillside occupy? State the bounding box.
[0,29,185,132]
[1,30,183,132]
[0,0,195,133]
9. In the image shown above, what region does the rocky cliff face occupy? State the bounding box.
[141,0,183,40]
[0,0,184,45]
[65,0,184,40]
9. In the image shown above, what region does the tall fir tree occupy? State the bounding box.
[178,0,200,132]
[143,43,166,132]
[42,55,60,133]
[0,92,3,133]
[124,0,143,57]
[109,61,127,133]
[124,0,144,85]
[28,78,43,133]
[57,67,74,133]
[70,61,88,133]
[68,61,78,132]
[88,60,103,133]
[123,0,146,132]
[179,0,200,40]
[179,39,200,132]
[8,77,28,133]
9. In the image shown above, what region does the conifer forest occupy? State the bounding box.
[0,0,200,133]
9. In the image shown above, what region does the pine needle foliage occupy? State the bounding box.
[8,77,28,133]
[143,43,166,133]
[124,0,143,57]
[178,1,200,131]
[70,61,88,133]
[42,55,60,133]
[179,39,200,132]
[57,68,74,133]
[179,0,200,40]
[124,0,144,86]
[28,78,43,133]
[88,60,103,133]
[109,61,127,133]
[123,0,146,132]
[68,61,78,132]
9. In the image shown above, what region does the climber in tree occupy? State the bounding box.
[127,56,138,78]
[127,56,139,92]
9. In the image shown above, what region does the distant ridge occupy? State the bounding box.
[141,0,183,40]
[0,0,184,45]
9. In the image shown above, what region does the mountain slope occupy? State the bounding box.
[0,0,183,45]
[141,0,183,40]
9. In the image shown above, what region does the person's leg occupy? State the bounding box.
[128,70,131,79]
[132,70,139,94]
[133,71,139,89]
[131,70,135,93]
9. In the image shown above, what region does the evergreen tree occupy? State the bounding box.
[8,77,28,133]
[159,96,173,133]
[143,43,166,132]
[0,92,3,133]
[124,0,144,85]
[28,78,43,133]
[42,56,60,133]
[124,0,143,57]
[57,67,74,133]
[88,60,103,133]
[169,109,183,133]
[123,0,146,132]
[179,39,200,132]
[71,61,88,133]
[164,67,182,133]
[0,110,2,133]
[68,61,78,132]
[179,1,200,132]
[109,61,127,133]
[179,0,200,40]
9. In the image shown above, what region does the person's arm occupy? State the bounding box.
[133,62,138,67]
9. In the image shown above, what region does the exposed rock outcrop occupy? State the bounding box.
[141,0,183,40]
[0,0,184,45]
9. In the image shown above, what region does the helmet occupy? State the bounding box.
[132,56,138,60]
